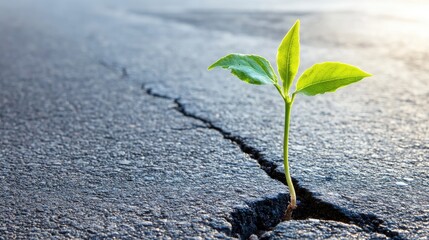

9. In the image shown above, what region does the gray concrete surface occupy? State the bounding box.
[1,0,428,239]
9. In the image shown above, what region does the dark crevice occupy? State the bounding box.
[227,193,289,239]
[141,84,172,100]
[121,67,129,79]
[98,60,129,79]
[139,82,401,239]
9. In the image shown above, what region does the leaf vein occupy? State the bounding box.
[298,75,363,90]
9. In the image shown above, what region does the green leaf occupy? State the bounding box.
[276,20,300,93]
[208,54,277,85]
[294,62,372,96]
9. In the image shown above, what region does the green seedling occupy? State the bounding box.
[208,20,371,219]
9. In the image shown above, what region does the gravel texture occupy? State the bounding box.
[1,0,428,239]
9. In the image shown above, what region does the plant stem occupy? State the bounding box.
[283,99,296,220]
[274,83,284,98]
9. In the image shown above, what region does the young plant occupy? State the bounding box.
[208,20,371,219]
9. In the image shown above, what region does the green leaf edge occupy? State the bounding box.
[294,62,372,96]
[276,19,300,94]
[207,53,278,85]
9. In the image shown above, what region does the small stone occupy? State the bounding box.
[118,160,131,165]
[52,160,62,165]
[248,234,259,240]
[108,231,120,237]
[140,221,153,227]
[59,229,70,234]
[35,207,44,213]
[396,181,408,186]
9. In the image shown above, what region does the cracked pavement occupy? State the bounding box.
[1,0,428,239]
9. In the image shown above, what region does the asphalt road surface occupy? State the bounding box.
[1,0,428,239]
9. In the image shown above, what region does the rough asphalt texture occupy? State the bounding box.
[1,0,428,239]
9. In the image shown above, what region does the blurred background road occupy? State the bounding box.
[1,0,428,239]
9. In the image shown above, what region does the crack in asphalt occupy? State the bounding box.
[98,61,401,239]
[98,60,129,80]
[140,83,402,240]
